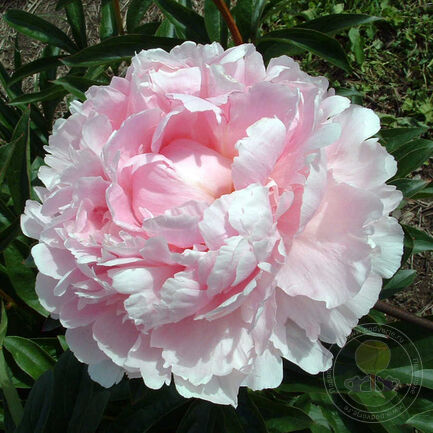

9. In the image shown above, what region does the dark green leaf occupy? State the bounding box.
[236,389,268,433]
[53,76,103,100]
[8,86,67,105]
[297,14,382,35]
[3,10,77,53]
[233,0,266,42]
[4,337,55,380]
[133,22,161,35]
[154,0,209,43]
[4,243,48,316]
[62,35,184,67]
[380,269,417,299]
[406,409,433,433]
[257,29,350,71]
[402,225,433,254]
[177,401,219,433]
[389,178,430,198]
[63,0,88,48]
[204,0,228,46]
[0,219,20,253]
[379,126,427,153]
[251,394,313,432]
[393,139,433,178]
[412,185,433,200]
[0,96,20,132]
[15,370,54,433]
[67,374,111,433]
[9,56,63,86]
[7,108,31,214]
[155,19,177,37]
[100,0,122,40]
[118,384,187,433]
[127,0,153,32]
[0,139,17,185]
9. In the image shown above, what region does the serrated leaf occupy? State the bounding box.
[257,28,350,71]
[9,56,63,86]
[297,14,382,35]
[127,0,153,32]
[233,0,267,42]
[7,109,31,214]
[389,178,430,198]
[15,370,54,433]
[154,0,209,43]
[380,269,417,299]
[62,35,184,67]
[4,243,48,316]
[204,0,228,46]
[4,10,77,53]
[379,126,427,153]
[4,337,55,380]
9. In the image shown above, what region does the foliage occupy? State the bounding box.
[0,0,432,432]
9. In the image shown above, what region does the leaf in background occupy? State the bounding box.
[380,269,417,299]
[402,225,433,254]
[389,178,430,198]
[7,108,31,214]
[154,0,210,43]
[393,138,433,178]
[4,337,55,380]
[405,409,433,433]
[379,126,427,153]
[0,304,24,427]
[412,184,433,200]
[9,56,63,86]
[3,10,77,53]
[57,0,88,48]
[133,22,161,35]
[204,0,228,47]
[127,0,153,32]
[176,401,220,433]
[0,95,20,133]
[233,0,267,42]
[117,384,187,433]
[0,139,18,185]
[4,243,48,316]
[62,35,184,67]
[53,76,103,101]
[100,0,122,40]
[236,389,268,433]
[8,86,67,106]
[15,370,54,433]
[297,14,382,35]
[251,394,313,432]
[155,19,177,37]
[348,27,364,65]
[257,29,350,71]
[0,220,20,253]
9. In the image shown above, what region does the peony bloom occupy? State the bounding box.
[22,42,403,405]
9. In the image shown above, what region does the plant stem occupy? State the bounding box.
[374,300,433,331]
[113,0,124,35]
[211,0,243,45]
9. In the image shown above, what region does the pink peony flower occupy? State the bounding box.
[22,42,403,406]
